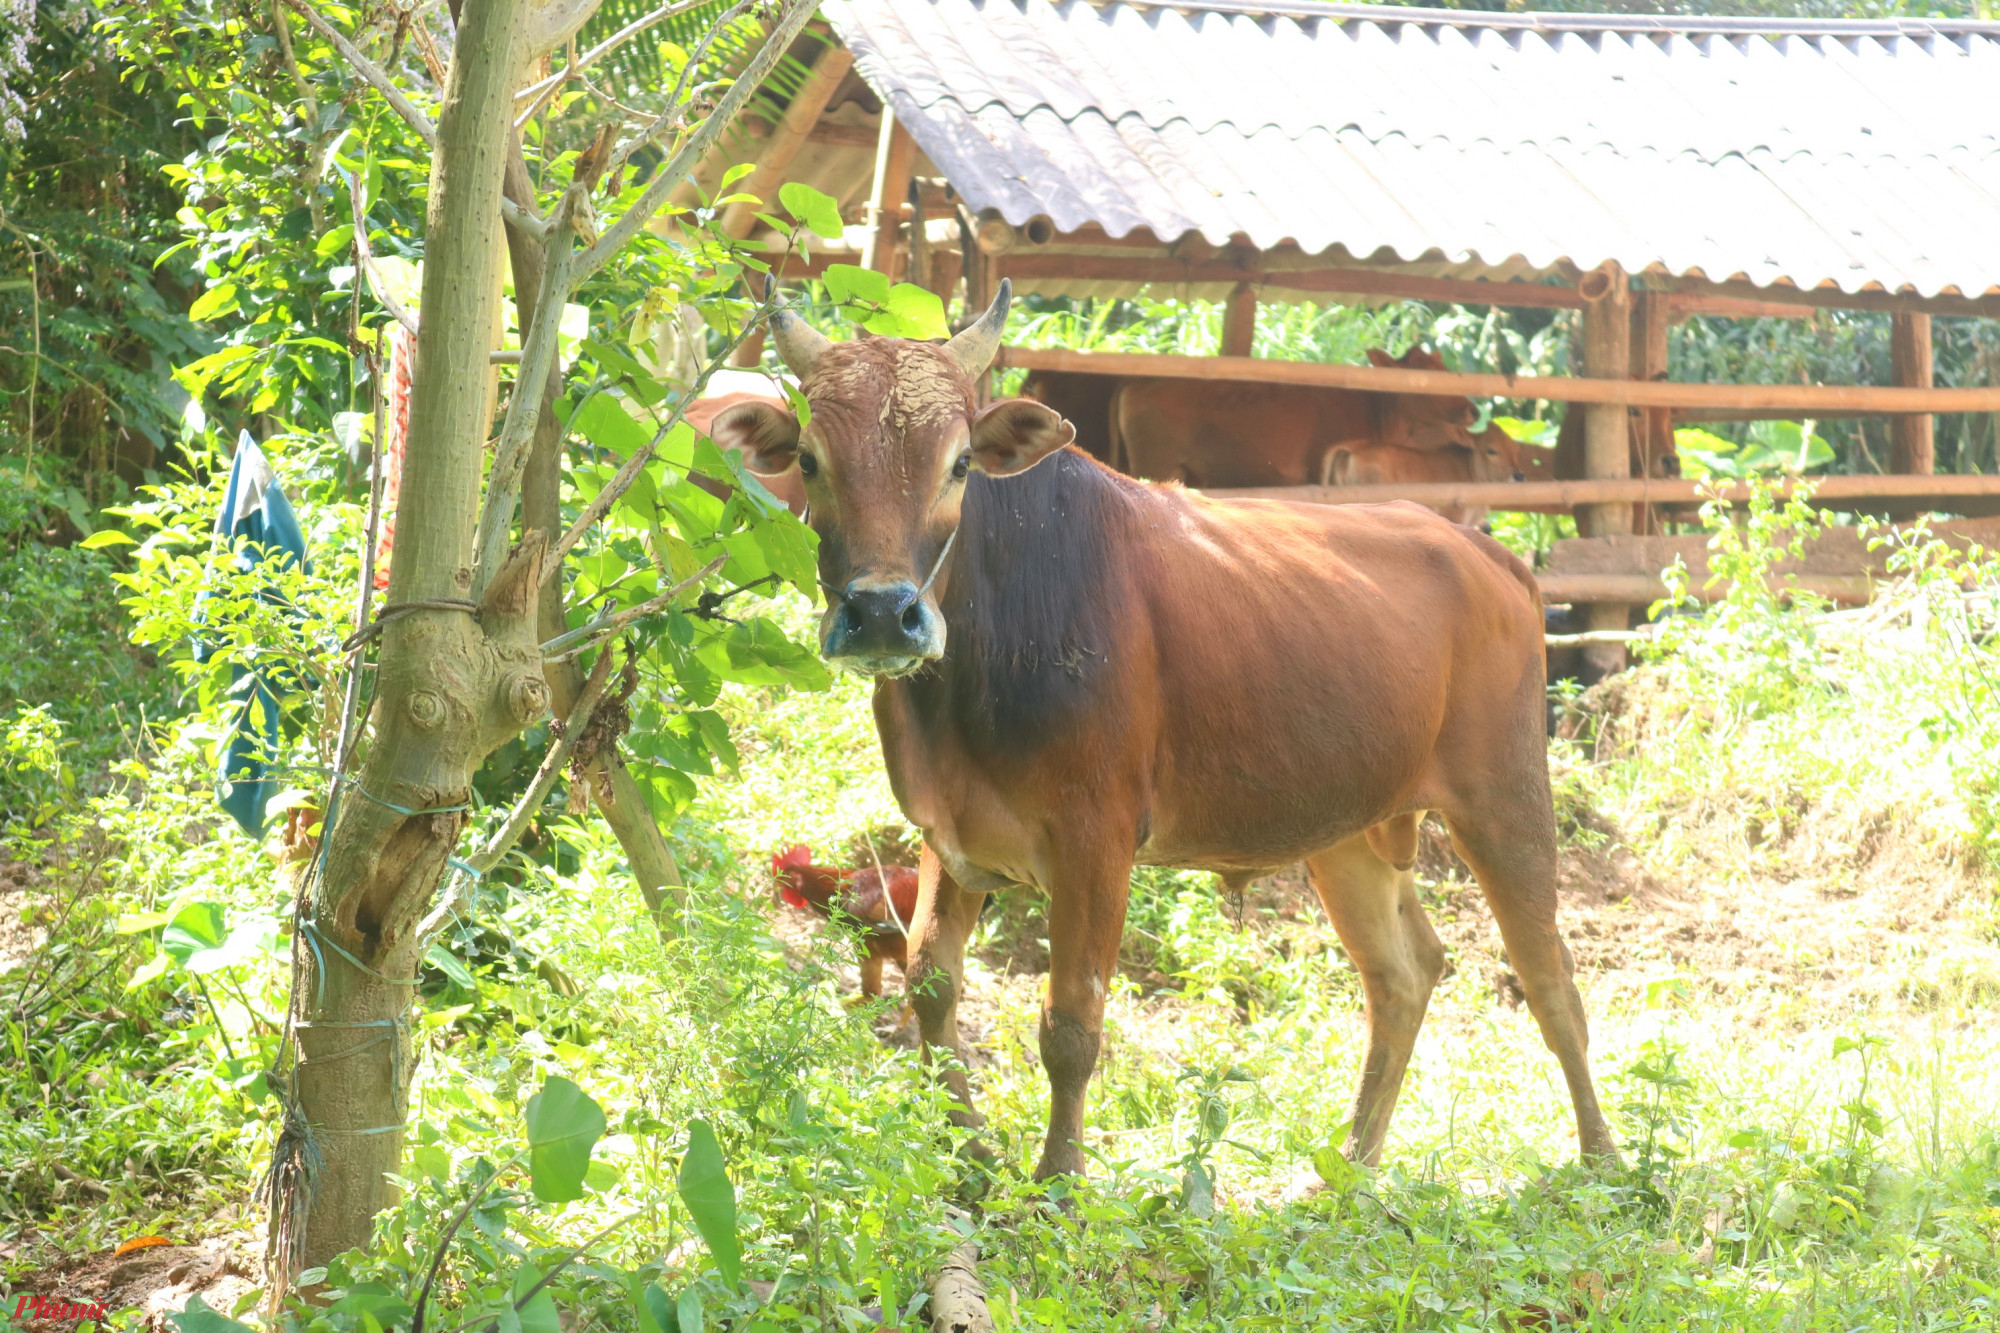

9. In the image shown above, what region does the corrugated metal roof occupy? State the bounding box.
[821,0,2000,298]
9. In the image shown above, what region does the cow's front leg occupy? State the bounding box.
[1036,851,1133,1181]
[907,846,987,1130]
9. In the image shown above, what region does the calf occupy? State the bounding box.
[1322,425,1535,525]
[1113,348,1478,488]
[713,283,1617,1180]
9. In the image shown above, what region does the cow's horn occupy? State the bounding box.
[764,275,830,379]
[946,278,1011,377]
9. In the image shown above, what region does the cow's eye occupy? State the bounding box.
[798,451,819,479]
[951,453,972,481]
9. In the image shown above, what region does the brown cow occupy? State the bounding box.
[1322,425,1534,525]
[1019,370,1118,465]
[1113,348,1479,488]
[681,390,808,516]
[1552,406,1679,533]
[713,282,1617,1181]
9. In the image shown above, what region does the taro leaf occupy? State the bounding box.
[677,1119,741,1289]
[330,1284,413,1327]
[778,182,844,242]
[524,1076,608,1203]
[161,901,227,965]
[184,914,279,975]
[512,1263,561,1333]
[170,1295,254,1333]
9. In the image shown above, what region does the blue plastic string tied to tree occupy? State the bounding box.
[192,431,310,837]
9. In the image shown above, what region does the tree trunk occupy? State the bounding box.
[502,142,688,928]
[275,0,531,1278]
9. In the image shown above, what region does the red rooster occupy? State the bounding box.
[771,844,920,1000]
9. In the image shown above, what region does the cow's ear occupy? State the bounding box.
[971,399,1075,476]
[1401,347,1445,370]
[709,401,801,475]
[1366,348,1394,368]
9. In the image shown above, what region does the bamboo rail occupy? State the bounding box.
[1536,573,1874,604]
[1205,474,2000,509]
[997,347,2000,414]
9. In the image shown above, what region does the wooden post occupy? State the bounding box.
[1580,262,1632,672]
[860,111,916,281]
[1891,313,1935,474]
[907,177,929,293]
[1631,290,1672,534]
[1220,281,1257,358]
[716,45,855,240]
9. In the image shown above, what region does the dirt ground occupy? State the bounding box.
[3,1235,262,1333]
[765,792,2000,1067]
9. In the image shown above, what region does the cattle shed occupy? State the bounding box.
[675,0,2000,641]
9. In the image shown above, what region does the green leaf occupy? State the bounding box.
[878,284,948,339]
[124,952,171,992]
[425,941,477,989]
[315,224,356,260]
[512,1265,561,1333]
[169,1295,253,1333]
[161,901,228,965]
[823,263,891,308]
[633,1278,679,1333]
[677,1119,741,1288]
[524,1075,608,1203]
[718,162,757,189]
[79,529,135,550]
[779,182,844,241]
[175,345,260,397]
[676,1288,704,1333]
[116,910,171,934]
[568,393,653,459]
[188,282,239,322]
[1179,1161,1214,1218]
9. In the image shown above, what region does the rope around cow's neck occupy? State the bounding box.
[815,523,960,612]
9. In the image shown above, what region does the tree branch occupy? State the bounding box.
[539,554,726,662]
[343,168,421,336]
[473,185,583,597]
[416,645,617,941]
[283,0,438,150]
[597,0,756,184]
[578,0,819,279]
[514,0,712,110]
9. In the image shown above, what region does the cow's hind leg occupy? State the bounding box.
[908,846,988,1132]
[1035,846,1133,1181]
[1305,815,1446,1166]
[1442,801,1620,1162]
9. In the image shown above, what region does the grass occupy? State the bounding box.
[6,499,2000,1331]
[684,580,2000,1328]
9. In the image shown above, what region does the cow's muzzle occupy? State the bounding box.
[821,579,945,676]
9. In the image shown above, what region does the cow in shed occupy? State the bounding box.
[1019,369,1119,465]
[1322,425,1548,525]
[1112,348,1479,488]
[1552,405,1680,533]
[711,281,1619,1181]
